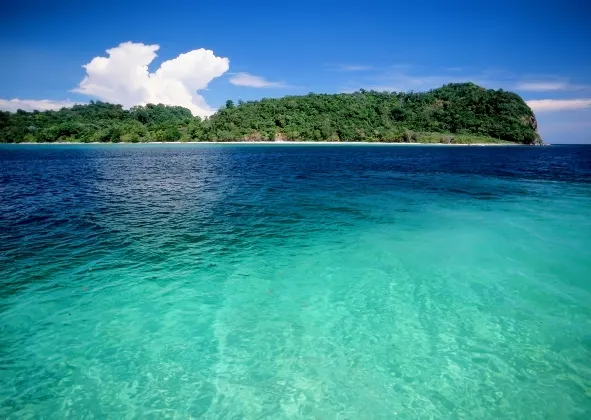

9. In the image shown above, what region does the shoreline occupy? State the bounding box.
[6,141,522,146]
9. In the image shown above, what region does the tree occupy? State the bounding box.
[0,83,541,144]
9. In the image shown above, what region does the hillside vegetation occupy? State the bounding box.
[0,83,541,144]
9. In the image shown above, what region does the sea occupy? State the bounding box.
[1,144,590,419]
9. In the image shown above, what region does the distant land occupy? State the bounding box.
[0,83,542,145]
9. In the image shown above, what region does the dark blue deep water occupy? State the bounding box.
[1,144,591,419]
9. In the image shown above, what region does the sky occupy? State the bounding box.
[0,0,590,143]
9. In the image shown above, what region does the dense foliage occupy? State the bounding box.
[0,83,541,144]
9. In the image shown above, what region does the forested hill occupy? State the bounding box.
[0,83,541,144]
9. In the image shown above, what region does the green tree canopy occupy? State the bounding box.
[0,83,541,144]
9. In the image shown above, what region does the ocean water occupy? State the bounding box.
[1,144,590,419]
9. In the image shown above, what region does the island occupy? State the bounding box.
[0,83,542,144]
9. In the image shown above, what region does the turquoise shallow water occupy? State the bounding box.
[1,144,591,419]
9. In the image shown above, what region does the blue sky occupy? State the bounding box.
[1,0,590,143]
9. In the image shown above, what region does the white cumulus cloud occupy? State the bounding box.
[0,98,79,112]
[73,42,229,117]
[0,42,230,116]
[229,72,285,88]
[527,99,591,112]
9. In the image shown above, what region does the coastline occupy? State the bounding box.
[7,141,522,146]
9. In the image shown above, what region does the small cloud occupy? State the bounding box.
[0,98,79,112]
[362,85,403,92]
[326,64,375,72]
[228,72,285,88]
[73,42,229,117]
[337,65,374,72]
[516,78,588,92]
[527,99,591,112]
[517,81,570,92]
[339,65,506,94]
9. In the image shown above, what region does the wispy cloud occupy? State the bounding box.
[526,99,591,112]
[0,98,79,112]
[326,64,375,72]
[341,68,500,93]
[516,78,588,92]
[228,72,286,88]
[337,65,374,72]
[517,81,571,92]
[341,69,591,114]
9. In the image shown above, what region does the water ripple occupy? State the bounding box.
[1,144,590,419]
